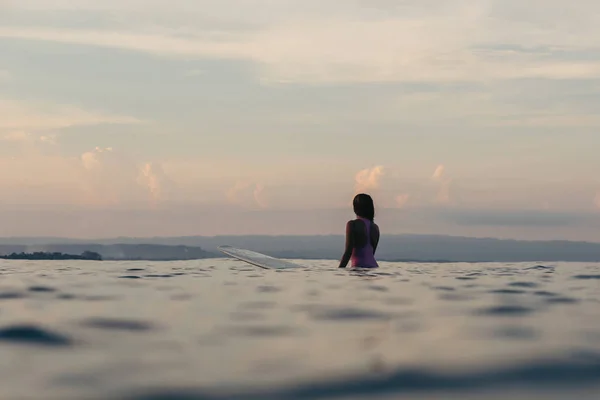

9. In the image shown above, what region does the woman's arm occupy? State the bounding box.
[372,223,380,255]
[338,221,354,268]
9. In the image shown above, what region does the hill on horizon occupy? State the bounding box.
[1,234,600,262]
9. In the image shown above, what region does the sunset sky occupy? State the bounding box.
[1,0,600,240]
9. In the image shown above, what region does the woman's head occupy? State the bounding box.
[353,193,375,220]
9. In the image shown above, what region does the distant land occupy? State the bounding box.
[1,234,600,262]
[0,244,214,261]
[0,251,102,261]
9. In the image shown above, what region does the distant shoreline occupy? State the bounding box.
[0,251,103,261]
[2,235,600,262]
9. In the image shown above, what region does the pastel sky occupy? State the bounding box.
[1,0,600,240]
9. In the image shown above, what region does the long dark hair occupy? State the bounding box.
[353,193,375,221]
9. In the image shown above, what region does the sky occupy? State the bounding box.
[1,0,600,240]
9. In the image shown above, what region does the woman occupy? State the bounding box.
[338,193,380,268]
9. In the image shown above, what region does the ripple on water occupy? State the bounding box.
[489,289,527,294]
[28,286,57,293]
[573,275,600,280]
[0,292,26,300]
[509,282,539,288]
[56,293,77,300]
[546,297,580,304]
[524,265,555,271]
[119,276,142,279]
[433,286,456,292]
[0,325,73,347]
[492,326,539,340]
[84,295,119,302]
[121,354,600,400]
[170,294,193,301]
[475,305,535,316]
[229,311,266,322]
[439,293,474,302]
[222,325,300,338]
[367,285,389,292]
[383,297,413,306]
[79,318,156,332]
[534,291,558,297]
[257,285,281,293]
[306,306,393,322]
[239,301,277,310]
[56,294,117,302]
[126,268,145,272]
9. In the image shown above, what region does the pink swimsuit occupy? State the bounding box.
[350,217,379,268]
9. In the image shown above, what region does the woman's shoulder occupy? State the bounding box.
[352,218,377,228]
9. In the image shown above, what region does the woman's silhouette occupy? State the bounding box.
[338,193,380,268]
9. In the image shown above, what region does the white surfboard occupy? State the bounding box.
[218,245,304,269]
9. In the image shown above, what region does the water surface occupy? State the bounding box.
[0,259,599,399]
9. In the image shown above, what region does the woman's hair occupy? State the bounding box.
[353,193,375,221]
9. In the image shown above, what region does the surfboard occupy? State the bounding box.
[218,245,304,269]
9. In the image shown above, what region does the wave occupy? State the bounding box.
[124,353,600,400]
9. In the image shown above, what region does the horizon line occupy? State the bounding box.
[1,233,599,245]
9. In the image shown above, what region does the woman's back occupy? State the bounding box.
[338,193,380,269]
[350,217,379,268]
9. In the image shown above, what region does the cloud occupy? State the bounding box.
[394,194,410,208]
[0,131,57,147]
[79,147,173,207]
[0,144,173,207]
[0,98,142,133]
[389,88,600,128]
[138,162,177,205]
[432,164,445,181]
[429,164,453,205]
[435,179,453,205]
[1,131,33,143]
[355,165,385,194]
[226,180,269,209]
[253,183,269,209]
[3,1,600,84]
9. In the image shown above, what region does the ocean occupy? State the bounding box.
[0,259,599,400]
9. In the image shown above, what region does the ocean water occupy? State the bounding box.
[0,259,599,400]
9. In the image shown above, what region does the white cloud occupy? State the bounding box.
[432,164,445,181]
[138,162,175,205]
[78,147,173,207]
[0,144,173,207]
[355,165,385,194]
[431,165,453,204]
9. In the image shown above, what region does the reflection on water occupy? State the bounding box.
[0,259,599,399]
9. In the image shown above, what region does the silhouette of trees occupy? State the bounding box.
[0,251,103,260]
